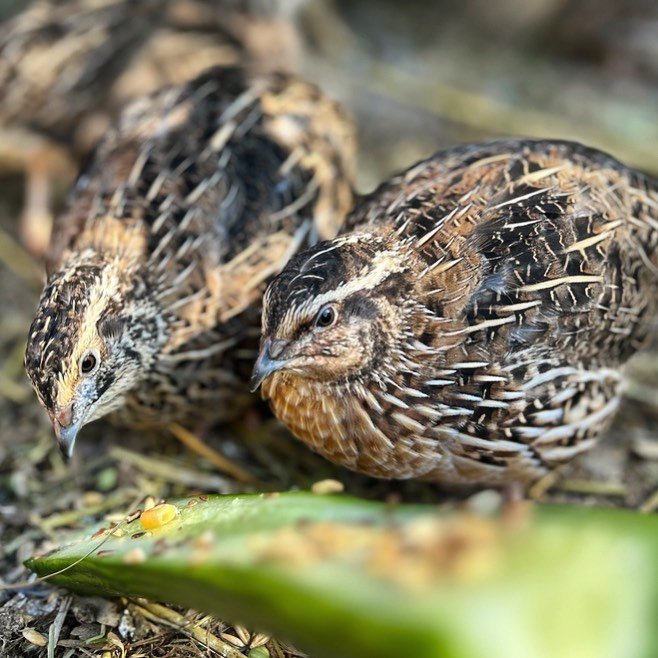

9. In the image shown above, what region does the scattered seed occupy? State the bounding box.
[235,625,251,645]
[123,548,147,564]
[91,527,107,539]
[131,531,148,540]
[250,633,270,649]
[97,550,116,557]
[464,489,503,516]
[22,628,47,647]
[311,479,344,495]
[125,510,142,524]
[82,491,103,506]
[220,632,244,648]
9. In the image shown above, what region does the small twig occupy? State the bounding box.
[37,489,138,532]
[48,595,72,658]
[168,423,257,484]
[129,599,248,658]
[557,478,627,497]
[108,446,239,491]
[639,489,658,514]
[527,471,560,500]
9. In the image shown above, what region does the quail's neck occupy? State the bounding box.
[121,271,170,373]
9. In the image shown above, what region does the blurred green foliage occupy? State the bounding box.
[27,492,658,658]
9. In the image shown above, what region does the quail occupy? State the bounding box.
[24,65,356,457]
[252,139,658,489]
[0,0,306,254]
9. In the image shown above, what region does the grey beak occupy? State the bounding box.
[250,339,290,392]
[51,416,81,460]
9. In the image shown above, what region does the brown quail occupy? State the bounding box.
[252,139,658,489]
[0,0,306,254]
[24,65,356,457]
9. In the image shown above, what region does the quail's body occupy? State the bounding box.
[0,0,305,253]
[254,140,658,488]
[25,66,355,454]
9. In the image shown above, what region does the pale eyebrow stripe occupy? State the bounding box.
[288,249,406,323]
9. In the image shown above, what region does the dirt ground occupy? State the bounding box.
[1,1,657,656]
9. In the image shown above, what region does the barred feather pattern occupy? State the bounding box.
[25,66,355,434]
[260,139,658,487]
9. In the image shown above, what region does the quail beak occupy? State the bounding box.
[48,405,81,460]
[250,338,291,392]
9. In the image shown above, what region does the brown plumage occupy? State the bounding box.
[252,139,658,489]
[24,65,355,457]
[0,0,305,253]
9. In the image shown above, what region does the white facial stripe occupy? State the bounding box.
[55,264,123,409]
[282,248,406,331]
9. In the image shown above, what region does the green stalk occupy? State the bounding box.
[26,492,658,658]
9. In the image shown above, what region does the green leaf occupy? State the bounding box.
[26,492,658,658]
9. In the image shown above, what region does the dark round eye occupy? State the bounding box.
[79,350,99,375]
[315,305,337,329]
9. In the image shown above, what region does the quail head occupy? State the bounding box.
[24,65,356,457]
[252,139,658,489]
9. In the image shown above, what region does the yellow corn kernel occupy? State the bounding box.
[140,503,177,530]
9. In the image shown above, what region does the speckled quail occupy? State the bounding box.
[252,139,658,489]
[24,65,355,457]
[0,0,306,254]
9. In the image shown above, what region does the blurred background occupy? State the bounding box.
[0,1,657,655]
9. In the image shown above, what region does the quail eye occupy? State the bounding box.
[315,305,337,329]
[79,350,100,376]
